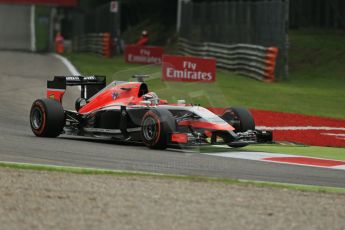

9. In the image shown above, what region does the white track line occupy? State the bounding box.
[321,133,345,137]
[208,151,292,160]
[52,54,82,92]
[321,133,345,140]
[333,165,345,170]
[52,54,81,75]
[205,152,345,171]
[256,126,345,131]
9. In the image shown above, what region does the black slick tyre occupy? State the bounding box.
[221,107,255,147]
[30,99,65,137]
[141,108,176,149]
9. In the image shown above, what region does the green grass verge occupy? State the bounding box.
[200,144,345,161]
[63,29,345,119]
[0,161,344,194]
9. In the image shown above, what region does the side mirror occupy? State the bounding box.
[75,98,87,111]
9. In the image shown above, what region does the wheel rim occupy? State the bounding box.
[31,107,43,129]
[142,116,158,141]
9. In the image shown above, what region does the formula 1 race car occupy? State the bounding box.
[29,75,272,149]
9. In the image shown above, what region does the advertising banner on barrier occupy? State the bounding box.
[162,55,216,83]
[125,45,164,65]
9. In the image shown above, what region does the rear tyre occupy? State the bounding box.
[30,99,65,137]
[221,107,255,148]
[141,108,176,149]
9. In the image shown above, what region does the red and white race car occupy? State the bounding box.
[30,75,272,149]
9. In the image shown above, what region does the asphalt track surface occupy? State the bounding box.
[0,51,344,188]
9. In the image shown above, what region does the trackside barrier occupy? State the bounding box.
[102,33,111,58]
[72,33,112,58]
[178,38,278,82]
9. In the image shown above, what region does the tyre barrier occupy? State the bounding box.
[73,33,112,58]
[102,33,111,58]
[178,38,278,82]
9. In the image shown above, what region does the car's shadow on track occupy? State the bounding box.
[57,135,197,153]
[59,135,144,146]
[23,134,244,154]
[57,135,248,155]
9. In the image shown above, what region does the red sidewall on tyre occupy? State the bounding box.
[141,108,176,149]
[30,99,65,138]
[141,111,162,147]
[31,101,47,136]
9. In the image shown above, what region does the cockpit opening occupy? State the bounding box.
[138,83,149,97]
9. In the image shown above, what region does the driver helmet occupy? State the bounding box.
[143,92,159,104]
[143,92,158,100]
[142,30,148,37]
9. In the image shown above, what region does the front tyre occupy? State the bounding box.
[141,108,176,149]
[30,99,65,137]
[221,107,255,148]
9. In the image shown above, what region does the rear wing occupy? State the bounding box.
[47,75,106,102]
